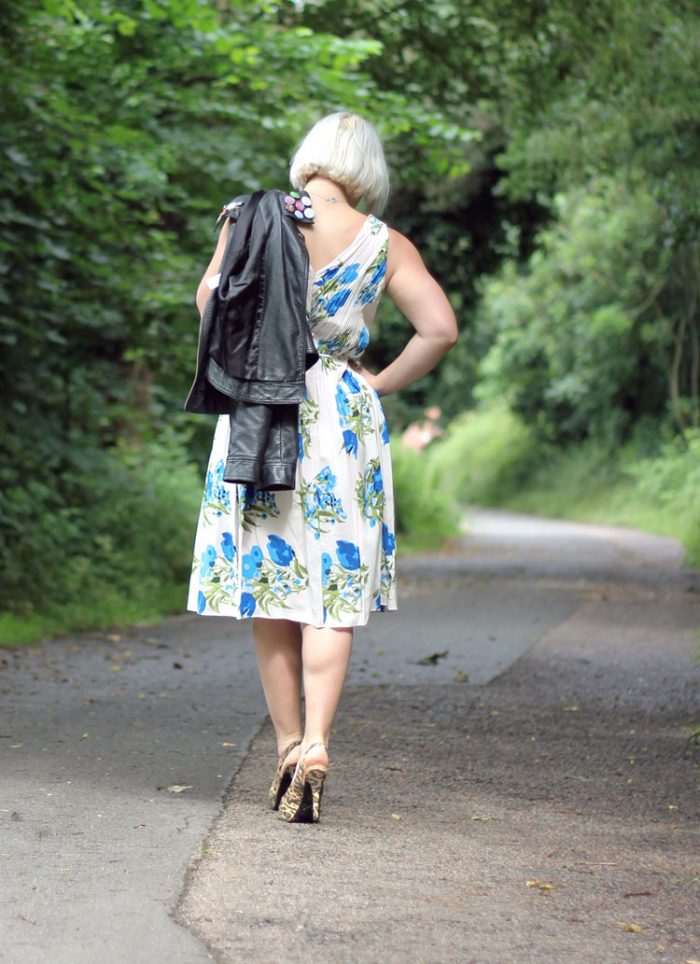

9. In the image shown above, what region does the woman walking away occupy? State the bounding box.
[185,112,457,823]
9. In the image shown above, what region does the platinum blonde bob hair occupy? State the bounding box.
[289,112,390,214]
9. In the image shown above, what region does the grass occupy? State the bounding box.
[0,582,186,649]
[501,443,700,569]
[426,407,700,571]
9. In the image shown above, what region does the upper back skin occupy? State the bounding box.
[297,201,371,276]
[298,198,412,295]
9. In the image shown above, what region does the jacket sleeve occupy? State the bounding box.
[215,194,248,229]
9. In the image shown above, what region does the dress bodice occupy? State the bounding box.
[306,213,389,361]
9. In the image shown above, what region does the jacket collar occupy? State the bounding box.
[282,189,315,224]
[216,189,316,228]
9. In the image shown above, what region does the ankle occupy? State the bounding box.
[276,732,303,757]
[300,738,329,765]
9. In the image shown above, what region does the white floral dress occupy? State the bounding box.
[186,212,397,628]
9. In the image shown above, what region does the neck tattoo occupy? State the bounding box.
[305,188,339,204]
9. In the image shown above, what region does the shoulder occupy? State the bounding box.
[386,227,426,272]
[215,193,250,226]
[383,227,444,298]
[215,189,290,230]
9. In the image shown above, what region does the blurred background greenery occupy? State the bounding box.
[1,0,698,644]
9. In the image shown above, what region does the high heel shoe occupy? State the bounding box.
[268,738,302,810]
[279,742,328,823]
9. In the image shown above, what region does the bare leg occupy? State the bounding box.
[252,618,303,754]
[300,624,353,764]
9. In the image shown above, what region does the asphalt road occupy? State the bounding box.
[1,510,698,963]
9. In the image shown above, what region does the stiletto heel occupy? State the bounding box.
[268,738,302,810]
[279,742,328,823]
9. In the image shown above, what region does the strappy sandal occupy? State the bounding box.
[268,738,302,810]
[278,742,328,824]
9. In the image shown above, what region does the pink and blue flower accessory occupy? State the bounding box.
[284,190,315,221]
[216,190,315,227]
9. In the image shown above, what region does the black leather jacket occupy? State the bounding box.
[184,189,318,490]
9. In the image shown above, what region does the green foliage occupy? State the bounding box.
[495,0,700,238]
[475,178,694,444]
[628,431,700,567]
[428,406,544,506]
[390,442,460,550]
[495,439,634,520]
[0,431,202,629]
[430,406,700,569]
[508,437,700,570]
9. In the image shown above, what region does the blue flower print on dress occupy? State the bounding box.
[335,372,374,458]
[356,325,369,354]
[299,394,320,459]
[356,244,388,306]
[343,429,358,456]
[325,288,351,317]
[200,544,217,578]
[268,535,295,566]
[356,457,384,527]
[335,382,351,419]
[297,466,347,539]
[321,541,370,620]
[342,369,362,394]
[369,256,387,287]
[242,545,264,580]
[202,459,232,522]
[336,540,361,570]
[380,522,397,603]
[239,485,280,531]
[240,592,256,617]
[311,257,362,325]
[381,419,390,444]
[197,539,238,614]
[315,330,352,361]
[242,539,309,614]
[221,532,236,562]
[337,262,361,285]
[321,552,333,587]
[315,264,342,287]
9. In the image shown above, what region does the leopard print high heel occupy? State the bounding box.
[268,738,302,810]
[278,742,328,823]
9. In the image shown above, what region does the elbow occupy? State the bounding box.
[439,317,459,349]
[426,322,458,353]
[439,304,459,349]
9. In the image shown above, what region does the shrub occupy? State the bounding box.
[427,405,545,506]
[0,430,202,632]
[474,179,685,446]
[428,407,700,571]
[628,431,700,568]
[390,441,460,549]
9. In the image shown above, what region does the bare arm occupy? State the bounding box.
[195,219,231,317]
[354,228,458,397]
